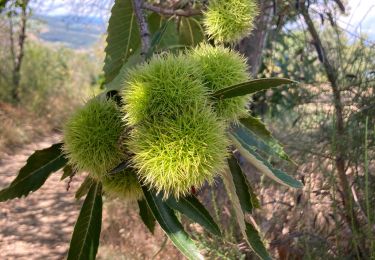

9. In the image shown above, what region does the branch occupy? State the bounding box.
[132,0,150,59]
[142,2,202,17]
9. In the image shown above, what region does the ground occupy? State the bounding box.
[0,136,182,260]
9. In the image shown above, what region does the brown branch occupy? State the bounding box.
[132,0,150,59]
[142,2,202,17]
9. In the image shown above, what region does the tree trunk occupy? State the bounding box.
[11,0,28,102]
[236,0,274,76]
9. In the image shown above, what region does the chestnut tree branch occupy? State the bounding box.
[132,0,150,59]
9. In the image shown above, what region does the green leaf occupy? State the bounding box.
[230,134,303,188]
[227,155,254,213]
[61,165,74,180]
[179,17,204,46]
[146,13,180,58]
[103,0,140,84]
[212,78,297,99]
[221,170,271,260]
[245,222,272,260]
[239,116,293,162]
[142,187,204,260]
[232,122,291,163]
[166,194,221,236]
[75,176,94,200]
[138,199,156,234]
[0,143,67,202]
[67,181,102,260]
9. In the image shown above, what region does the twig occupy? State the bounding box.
[142,2,202,17]
[132,0,150,59]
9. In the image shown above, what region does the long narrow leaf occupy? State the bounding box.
[67,181,102,260]
[245,222,272,260]
[142,187,204,260]
[239,116,293,162]
[232,123,291,163]
[221,170,271,260]
[230,134,303,188]
[166,195,221,236]
[212,78,297,99]
[138,199,156,234]
[0,143,67,202]
[227,155,254,213]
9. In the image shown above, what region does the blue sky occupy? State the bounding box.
[31,0,375,41]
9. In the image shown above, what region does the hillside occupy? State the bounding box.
[33,14,106,49]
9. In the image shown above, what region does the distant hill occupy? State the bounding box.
[33,14,107,49]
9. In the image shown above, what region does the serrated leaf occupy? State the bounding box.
[232,122,291,163]
[227,155,254,213]
[222,170,271,260]
[103,0,140,84]
[179,17,204,46]
[245,222,272,260]
[166,194,221,236]
[239,116,293,162]
[75,176,94,200]
[230,134,303,188]
[138,199,156,234]
[67,181,102,260]
[142,187,204,260]
[61,165,74,180]
[212,78,297,99]
[0,143,67,202]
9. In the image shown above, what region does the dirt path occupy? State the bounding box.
[0,135,82,260]
[0,136,183,260]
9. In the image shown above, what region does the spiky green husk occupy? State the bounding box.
[102,171,143,200]
[203,0,259,43]
[188,44,250,122]
[122,54,207,126]
[128,106,229,198]
[63,99,124,178]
